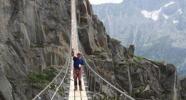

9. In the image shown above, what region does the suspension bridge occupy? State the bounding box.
[32,0,135,100]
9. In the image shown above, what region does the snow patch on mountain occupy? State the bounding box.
[178,9,183,15]
[173,20,179,24]
[141,9,161,21]
[93,0,186,75]
[141,1,178,21]
[163,14,169,19]
[163,1,176,8]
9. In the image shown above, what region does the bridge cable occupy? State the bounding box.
[32,0,72,99]
[76,15,135,100]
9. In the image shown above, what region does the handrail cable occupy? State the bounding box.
[50,57,71,100]
[82,56,135,100]
[76,11,135,100]
[32,57,69,100]
[32,0,72,99]
[50,0,76,98]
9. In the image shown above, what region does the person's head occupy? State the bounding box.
[77,53,81,58]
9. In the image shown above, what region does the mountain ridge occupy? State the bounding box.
[92,0,186,77]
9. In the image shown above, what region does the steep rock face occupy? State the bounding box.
[0,0,71,99]
[76,0,178,100]
[77,0,109,55]
[181,78,186,100]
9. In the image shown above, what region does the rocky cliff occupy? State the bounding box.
[92,0,186,77]
[180,78,186,100]
[77,0,178,100]
[0,0,71,99]
[0,0,178,100]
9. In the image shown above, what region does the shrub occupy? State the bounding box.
[133,56,145,62]
[28,67,58,89]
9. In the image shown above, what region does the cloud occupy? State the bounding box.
[89,0,123,5]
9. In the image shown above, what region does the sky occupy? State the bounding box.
[89,0,123,5]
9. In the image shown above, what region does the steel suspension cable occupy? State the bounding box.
[75,20,135,99]
[50,57,71,100]
[83,57,135,100]
[70,0,135,99]
[50,0,79,98]
[76,23,135,99]
[32,58,69,100]
[32,0,72,99]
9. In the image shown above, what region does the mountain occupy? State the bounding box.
[181,78,186,99]
[92,0,186,77]
[0,0,180,99]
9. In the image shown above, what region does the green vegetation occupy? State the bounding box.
[111,38,121,44]
[153,60,166,64]
[133,85,146,96]
[48,83,64,95]
[58,87,65,96]
[93,48,104,55]
[28,67,58,89]
[133,56,145,62]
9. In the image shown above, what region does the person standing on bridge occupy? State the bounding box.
[72,51,84,91]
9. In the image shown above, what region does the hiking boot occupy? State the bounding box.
[74,86,77,91]
[79,86,82,91]
[79,80,82,91]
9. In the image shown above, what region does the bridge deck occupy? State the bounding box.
[69,0,88,99]
[68,63,88,100]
